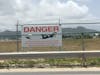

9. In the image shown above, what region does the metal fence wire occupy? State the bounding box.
[0,23,100,52]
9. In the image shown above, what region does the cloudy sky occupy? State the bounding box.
[0,0,100,31]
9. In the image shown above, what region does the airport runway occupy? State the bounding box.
[0,71,100,75]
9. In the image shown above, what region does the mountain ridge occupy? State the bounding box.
[0,26,98,35]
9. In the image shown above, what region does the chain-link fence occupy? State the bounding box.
[0,23,100,52]
[0,23,100,67]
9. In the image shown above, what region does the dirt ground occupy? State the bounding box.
[0,38,100,52]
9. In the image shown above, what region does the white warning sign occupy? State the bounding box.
[22,25,62,47]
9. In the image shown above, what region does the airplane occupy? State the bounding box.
[25,36,31,39]
[41,32,57,39]
[25,32,57,39]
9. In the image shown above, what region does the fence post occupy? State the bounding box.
[59,18,62,51]
[16,21,19,52]
[81,33,87,67]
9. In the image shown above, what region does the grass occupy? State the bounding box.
[0,58,100,68]
[0,38,100,52]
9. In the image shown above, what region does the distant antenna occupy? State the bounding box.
[59,17,61,26]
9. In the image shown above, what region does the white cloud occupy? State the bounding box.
[30,0,89,18]
[0,0,97,31]
[14,0,90,18]
[13,0,91,24]
[75,0,91,2]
